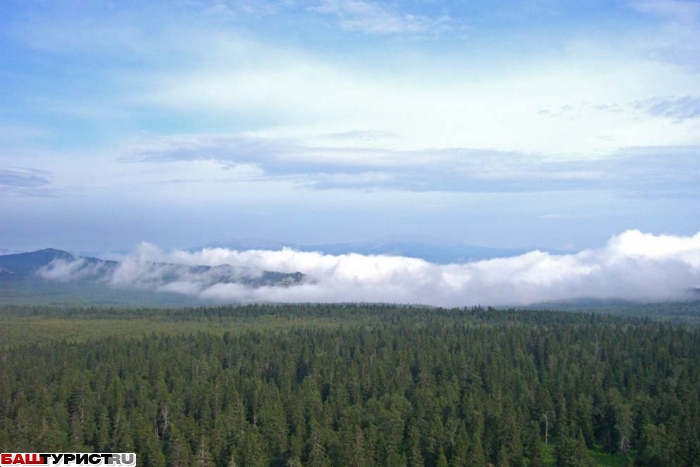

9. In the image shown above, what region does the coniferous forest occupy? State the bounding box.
[1,304,699,467]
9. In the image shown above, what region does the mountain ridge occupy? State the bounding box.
[0,248,306,285]
[0,248,308,306]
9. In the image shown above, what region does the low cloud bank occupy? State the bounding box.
[38,257,111,282]
[40,230,700,306]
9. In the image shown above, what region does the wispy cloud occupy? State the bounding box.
[38,244,305,295]
[204,0,282,17]
[38,257,109,282]
[627,0,700,71]
[634,96,700,121]
[311,0,452,35]
[0,168,54,196]
[629,0,700,21]
[39,230,700,306]
[0,168,50,188]
[123,133,700,196]
[2,0,700,252]
[320,130,400,142]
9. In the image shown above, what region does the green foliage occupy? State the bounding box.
[555,432,594,467]
[1,304,699,467]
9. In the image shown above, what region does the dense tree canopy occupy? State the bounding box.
[1,304,699,466]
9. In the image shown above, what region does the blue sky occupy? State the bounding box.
[2,0,700,253]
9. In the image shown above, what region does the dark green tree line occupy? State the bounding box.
[1,305,699,466]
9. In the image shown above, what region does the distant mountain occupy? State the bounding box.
[306,240,530,263]
[0,248,79,276]
[196,239,533,264]
[0,248,307,306]
[521,297,700,324]
[0,267,16,278]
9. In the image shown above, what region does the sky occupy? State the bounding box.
[2,0,700,255]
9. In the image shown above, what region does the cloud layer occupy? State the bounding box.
[39,230,700,306]
[126,134,700,195]
[2,1,700,253]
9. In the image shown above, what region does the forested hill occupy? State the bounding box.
[0,248,100,276]
[0,249,308,306]
[0,249,306,287]
[524,299,700,324]
[1,304,699,467]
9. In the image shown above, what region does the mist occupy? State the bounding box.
[38,229,700,306]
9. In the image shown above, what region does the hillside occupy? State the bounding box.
[0,249,307,306]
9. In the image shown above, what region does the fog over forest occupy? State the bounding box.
[37,229,700,306]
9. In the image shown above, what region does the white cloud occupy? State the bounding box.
[12,0,700,158]
[634,95,700,120]
[142,32,700,158]
[116,133,700,197]
[629,0,700,22]
[39,230,700,306]
[38,258,110,282]
[4,1,700,254]
[311,0,451,35]
[204,0,280,17]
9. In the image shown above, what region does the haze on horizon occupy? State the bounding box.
[2,0,700,256]
[29,229,700,306]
